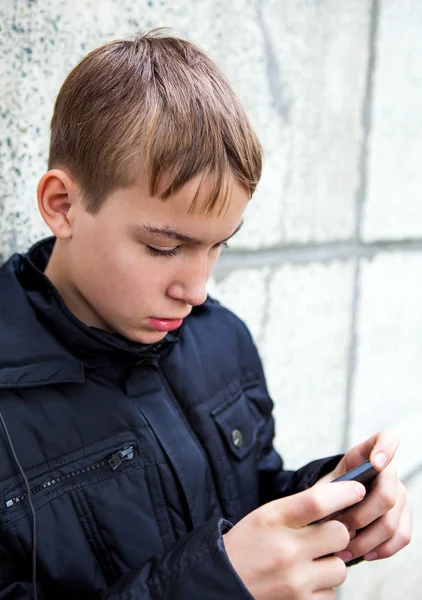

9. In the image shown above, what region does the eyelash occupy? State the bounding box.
[146,246,179,257]
[146,242,229,258]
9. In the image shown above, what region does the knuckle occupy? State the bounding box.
[379,488,396,512]
[284,572,305,598]
[383,515,397,539]
[332,557,348,586]
[345,514,360,532]
[276,540,298,567]
[377,542,394,559]
[254,505,278,529]
[328,520,350,547]
[337,522,351,546]
[397,530,412,549]
[305,493,324,516]
[351,538,366,558]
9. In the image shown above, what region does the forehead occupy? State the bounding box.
[104,174,250,241]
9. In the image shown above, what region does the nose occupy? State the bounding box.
[167,255,209,307]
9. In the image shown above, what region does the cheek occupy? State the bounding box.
[207,249,221,276]
[108,249,172,301]
[70,224,172,303]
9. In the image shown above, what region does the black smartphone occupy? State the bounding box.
[332,460,379,491]
[311,461,379,526]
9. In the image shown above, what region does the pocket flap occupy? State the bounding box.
[212,394,257,460]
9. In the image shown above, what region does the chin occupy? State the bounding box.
[124,329,168,345]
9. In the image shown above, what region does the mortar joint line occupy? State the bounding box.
[342,0,380,452]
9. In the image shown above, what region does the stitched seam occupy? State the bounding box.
[155,464,178,543]
[127,394,196,531]
[206,378,260,416]
[132,439,168,548]
[68,491,110,585]
[144,463,173,548]
[77,489,118,583]
[0,463,143,527]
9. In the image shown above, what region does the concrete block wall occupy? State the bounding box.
[1,1,421,598]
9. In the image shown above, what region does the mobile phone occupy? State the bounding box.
[329,461,380,565]
[311,461,378,526]
[332,460,378,491]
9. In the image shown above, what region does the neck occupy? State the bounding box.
[44,241,111,331]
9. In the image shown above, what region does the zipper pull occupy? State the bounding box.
[108,445,135,471]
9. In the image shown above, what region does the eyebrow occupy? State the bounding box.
[128,221,244,245]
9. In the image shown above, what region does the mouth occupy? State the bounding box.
[147,317,187,332]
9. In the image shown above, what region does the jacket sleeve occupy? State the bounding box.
[0,518,253,600]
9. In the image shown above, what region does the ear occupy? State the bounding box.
[37,169,78,239]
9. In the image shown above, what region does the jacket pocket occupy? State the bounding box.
[212,392,259,461]
[0,437,146,593]
[2,437,138,521]
[210,384,267,521]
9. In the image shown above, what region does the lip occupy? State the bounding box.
[147,317,185,332]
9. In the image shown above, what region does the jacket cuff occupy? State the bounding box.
[287,454,344,495]
[148,517,254,599]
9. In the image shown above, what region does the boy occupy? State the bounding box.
[0,31,410,600]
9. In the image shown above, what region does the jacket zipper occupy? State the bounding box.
[5,445,136,509]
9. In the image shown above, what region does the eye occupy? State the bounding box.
[215,242,229,250]
[146,245,179,257]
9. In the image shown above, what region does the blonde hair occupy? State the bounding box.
[48,30,262,213]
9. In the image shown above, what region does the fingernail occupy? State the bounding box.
[355,483,366,499]
[373,452,387,469]
[365,551,378,561]
[336,551,353,563]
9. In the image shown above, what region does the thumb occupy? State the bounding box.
[339,430,399,474]
[368,430,400,471]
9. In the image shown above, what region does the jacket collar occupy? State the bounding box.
[0,237,180,388]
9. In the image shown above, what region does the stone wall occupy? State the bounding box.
[1,1,421,598]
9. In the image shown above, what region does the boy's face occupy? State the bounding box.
[53,175,249,344]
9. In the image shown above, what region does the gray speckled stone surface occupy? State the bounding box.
[259,0,371,244]
[363,0,422,241]
[208,267,271,343]
[258,259,354,467]
[351,252,422,480]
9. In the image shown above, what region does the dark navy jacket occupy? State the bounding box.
[0,238,339,599]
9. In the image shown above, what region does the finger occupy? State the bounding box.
[336,482,405,561]
[303,520,350,558]
[363,498,412,561]
[337,464,397,532]
[278,482,365,528]
[312,556,347,590]
[342,430,399,473]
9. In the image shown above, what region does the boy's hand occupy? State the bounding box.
[223,481,365,599]
[319,430,412,564]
